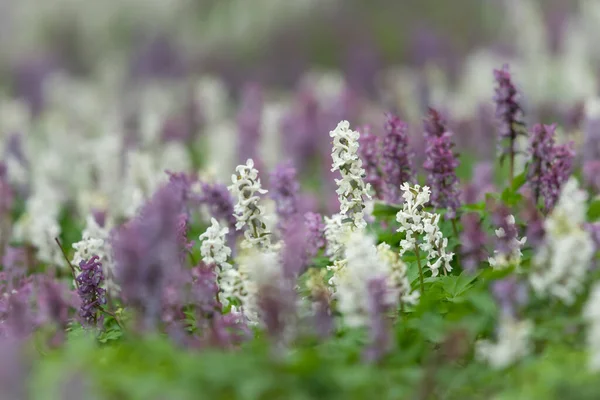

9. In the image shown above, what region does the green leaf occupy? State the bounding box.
[372,202,401,217]
[511,171,527,192]
[588,199,600,221]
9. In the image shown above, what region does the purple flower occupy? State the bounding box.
[423,109,461,218]
[176,213,194,260]
[460,213,487,273]
[76,256,107,326]
[540,143,574,212]
[190,263,220,318]
[584,160,600,193]
[521,193,545,249]
[304,212,326,259]
[358,126,384,199]
[363,278,393,363]
[198,182,238,245]
[381,113,413,203]
[491,276,528,319]
[493,64,526,170]
[269,161,300,227]
[583,113,600,165]
[311,290,333,339]
[281,87,320,170]
[462,161,495,204]
[491,204,520,257]
[281,215,309,280]
[38,277,71,331]
[586,222,600,269]
[528,124,557,204]
[237,83,263,164]
[113,182,184,330]
[206,311,252,348]
[0,337,29,400]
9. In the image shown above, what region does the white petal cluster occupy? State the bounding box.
[330,120,372,229]
[376,243,420,306]
[529,178,594,304]
[229,159,272,250]
[476,316,532,369]
[72,215,118,294]
[583,283,600,371]
[395,183,453,277]
[324,213,350,261]
[199,218,238,308]
[328,230,396,327]
[488,215,527,270]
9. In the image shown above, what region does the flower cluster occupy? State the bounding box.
[529,178,594,304]
[476,316,532,369]
[381,113,413,203]
[229,159,271,250]
[75,256,107,326]
[395,183,453,277]
[329,120,372,229]
[269,161,300,228]
[488,207,526,270]
[357,126,384,199]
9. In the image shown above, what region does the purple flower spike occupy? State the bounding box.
[198,182,238,244]
[381,114,413,203]
[423,109,461,218]
[76,255,107,326]
[304,212,326,259]
[493,64,526,175]
[460,213,488,273]
[363,278,392,363]
[528,124,557,204]
[584,160,600,193]
[237,83,263,164]
[281,215,310,280]
[358,126,384,199]
[541,143,574,212]
[270,161,300,228]
[491,276,528,319]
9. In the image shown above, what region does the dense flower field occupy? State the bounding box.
[3,1,600,399]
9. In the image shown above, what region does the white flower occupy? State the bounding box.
[396,183,453,277]
[228,159,272,250]
[476,316,532,369]
[376,243,420,306]
[529,178,594,304]
[488,214,527,270]
[199,218,237,308]
[583,283,600,371]
[324,213,350,261]
[72,214,118,294]
[330,120,371,229]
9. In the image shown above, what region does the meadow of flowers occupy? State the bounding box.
[3,0,600,399]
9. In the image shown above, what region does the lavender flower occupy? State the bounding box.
[0,338,29,400]
[527,124,557,204]
[113,182,184,330]
[491,276,528,319]
[237,83,263,164]
[460,213,487,273]
[358,126,384,199]
[423,109,461,218]
[190,263,220,318]
[493,64,526,180]
[76,256,107,326]
[584,160,600,193]
[363,277,393,363]
[269,161,300,228]
[541,143,574,212]
[281,215,309,280]
[381,114,413,203]
[304,212,326,259]
[206,312,252,348]
[176,213,194,260]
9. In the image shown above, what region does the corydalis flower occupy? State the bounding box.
[198,181,238,244]
[381,114,413,203]
[476,315,532,369]
[376,242,420,306]
[460,213,488,273]
[396,183,453,277]
[229,159,271,250]
[76,256,107,326]
[357,126,384,199]
[488,207,526,270]
[493,64,526,168]
[541,143,574,212]
[330,120,372,229]
[530,178,594,305]
[324,213,349,261]
[304,212,326,259]
[491,276,528,319]
[269,161,300,228]
[527,124,556,204]
[423,109,461,218]
[237,83,263,163]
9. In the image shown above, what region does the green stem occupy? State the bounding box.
[414,245,425,294]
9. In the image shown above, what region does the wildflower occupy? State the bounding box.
[396,183,454,277]
[76,256,107,326]
[269,161,300,228]
[476,316,532,369]
[237,83,263,164]
[324,213,349,261]
[376,243,420,306]
[527,123,556,204]
[198,181,238,244]
[491,276,528,319]
[363,277,393,363]
[357,126,384,199]
[199,218,237,307]
[460,213,488,273]
[493,64,526,177]
[540,143,574,212]
[281,215,310,279]
[423,109,461,218]
[529,178,594,304]
[583,283,600,371]
[229,159,272,250]
[329,120,372,229]
[381,113,413,203]
[304,212,326,259]
[176,213,194,259]
[488,207,526,270]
